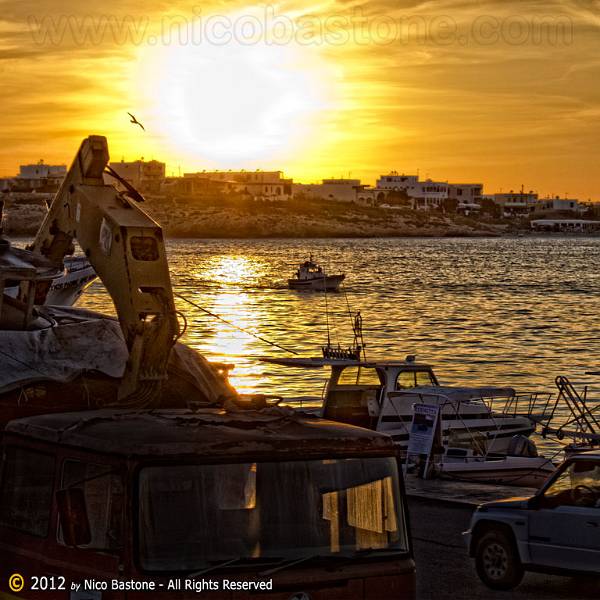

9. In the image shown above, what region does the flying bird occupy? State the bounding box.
[127,112,145,131]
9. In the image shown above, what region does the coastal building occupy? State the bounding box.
[162,175,237,199]
[448,183,483,214]
[1,160,67,193]
[185,170,293,201]
[533,197,585,214]
[108,159,166,192]
[375,172,448,210]
[376,173,419,191]
[356,187,386,207]
[18,162,67,180]
[488,191,538,217]
[531,219,600,232]
[293,178,363,203]
[487,191,586,218]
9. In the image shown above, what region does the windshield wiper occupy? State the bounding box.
[189,556,283,579]
[259,548,408,577]
[345,548,406,558]
[333,548,407,567]
[192,549,406,579]
[189,557,242,578]
[259,554,324,577]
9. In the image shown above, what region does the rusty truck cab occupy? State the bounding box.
[0,408,415,599]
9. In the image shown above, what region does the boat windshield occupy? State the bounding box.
[396,369,437,389]
[138,456,407,572]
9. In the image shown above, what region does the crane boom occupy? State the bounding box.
[22,135,179,404]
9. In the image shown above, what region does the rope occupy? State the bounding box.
[343,283,353,323]
[323,279,331,347]
[174,292,299,355]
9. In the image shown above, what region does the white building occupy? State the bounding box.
[448,183,483,213]
[376,173,419,190]
[534,197,585,214]
[375,172,448,210]
[1,160,67,193]
[531,219,600,232]
[488,191,539,217]
[108,159,166,192]
[356,187,385,206]
[19,161,67,180]
[186,170,292,201]
[293,178,362,203]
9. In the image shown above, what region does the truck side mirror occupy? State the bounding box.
[56,488,92,547]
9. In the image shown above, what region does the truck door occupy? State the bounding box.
[0,445,56,585]
[528,459,600,572]
[54,458,126,586]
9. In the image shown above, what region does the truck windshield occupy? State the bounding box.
[138,457,407,572]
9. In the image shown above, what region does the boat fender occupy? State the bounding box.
[367,396,379,417]
[508,434,538,457]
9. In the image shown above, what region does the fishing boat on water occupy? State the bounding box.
[288,256,345,291]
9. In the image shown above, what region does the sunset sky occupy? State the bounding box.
[1,0,599,198]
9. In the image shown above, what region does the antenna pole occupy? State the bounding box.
[324,279,331,347]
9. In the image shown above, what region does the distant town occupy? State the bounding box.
[2,158,600,237]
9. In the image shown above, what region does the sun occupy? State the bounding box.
[134,16,330,166]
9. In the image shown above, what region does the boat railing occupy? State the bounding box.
[387,391,527,456]
[390,389,555,422]
[387,390,453,405]
[481,391,556,421]
[535,375,600,444]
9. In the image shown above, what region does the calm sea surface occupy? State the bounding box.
[76,236,600,453]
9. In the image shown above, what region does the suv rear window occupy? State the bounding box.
[0,446,55,537]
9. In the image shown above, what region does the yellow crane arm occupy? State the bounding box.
[23,135,179,404]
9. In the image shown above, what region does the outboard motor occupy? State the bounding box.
[508,434,538,457]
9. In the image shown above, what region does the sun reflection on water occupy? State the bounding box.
[201,256,257,285]
[176,254,273,394]
[76,237,600,455]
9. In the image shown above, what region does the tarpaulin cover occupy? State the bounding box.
[0,306,234,404]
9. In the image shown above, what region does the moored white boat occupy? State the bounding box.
[261,355,542,455]
[435,447,556,488]
[5,255,96,306]
[45,256,96,305]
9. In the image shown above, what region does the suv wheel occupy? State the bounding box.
[475,529,524,590]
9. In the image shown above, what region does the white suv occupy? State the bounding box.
[464,452,600,590]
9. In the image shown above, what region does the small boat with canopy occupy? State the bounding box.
[288,256,345,291]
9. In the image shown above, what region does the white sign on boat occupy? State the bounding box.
[406,404,442,479]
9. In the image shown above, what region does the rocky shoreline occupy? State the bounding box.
[139,196,513,238]
[1,193,519,238]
